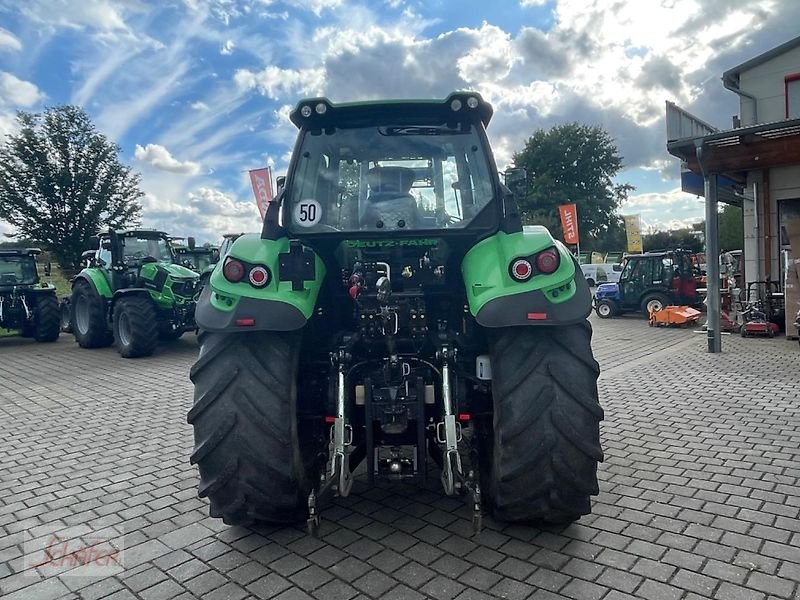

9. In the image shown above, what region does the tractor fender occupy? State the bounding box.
[195,285,307,332]
[73,271,113,299]
[473,261,592,327]
[195,234,325,333]
[462,229,591,327]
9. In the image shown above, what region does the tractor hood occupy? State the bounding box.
[158,262,199,279]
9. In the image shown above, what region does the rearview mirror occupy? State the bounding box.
[276,175,286,194]
[613,264,622,272]
[89,235,99,248]
[187,236,196,250]
[503,167,527,200]
[102,241,112,250]
[44,262,52,277]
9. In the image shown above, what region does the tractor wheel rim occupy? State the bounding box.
[599,304,611,317]
[118,312,131,347]
[647,299,663,312]
[75,297,90,334]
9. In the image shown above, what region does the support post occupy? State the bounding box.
[705,173,722,353]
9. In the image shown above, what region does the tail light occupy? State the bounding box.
[535,248,560,274]
[510,259,533,281]
[223,258,245,282]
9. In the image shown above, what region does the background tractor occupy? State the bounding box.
[172,236,220,275]
[0,248,60,342]
[69,229,199,357]
[189,93,603,534]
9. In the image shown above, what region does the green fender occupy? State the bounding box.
[74,268,113,298]
[461,227,591,326]
[195,234,326,332]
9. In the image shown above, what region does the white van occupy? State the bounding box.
[581,263,622,287]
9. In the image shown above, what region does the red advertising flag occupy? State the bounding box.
[558,203,579,245]
[249,167,273,219]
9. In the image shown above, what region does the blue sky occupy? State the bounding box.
[1,0,798,244]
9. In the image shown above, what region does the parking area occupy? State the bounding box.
[1,316,799,600]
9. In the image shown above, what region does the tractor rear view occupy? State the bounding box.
[189,93,603,534]
[0,248,60,342]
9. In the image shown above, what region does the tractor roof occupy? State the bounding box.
[289,92,493,129]
[0,248,41,256]
[103,229,169,238]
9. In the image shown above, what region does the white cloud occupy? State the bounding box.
[0,72,44,107]
[134,144,202,175]
[0,27,22,51]
[16,0,128,31]
[220,39,235,55]
[190,101,209,111]
[139,187,261,243]
[234,65,325,100]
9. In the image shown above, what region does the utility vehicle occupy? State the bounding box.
[189,92,603,534]
[70,229,199,357]
[0,248,60,342]
[594,249,700,318]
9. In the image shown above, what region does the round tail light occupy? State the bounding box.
[510,259,533,281]
[536,249,560,274]
[223,258,245,282]
[248,265,270,288]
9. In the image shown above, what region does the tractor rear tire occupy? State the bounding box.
[486,322,603,524]
[188,331,309,525]
[33,294,60,342]
[71,281,113,348]
[113,296,159,358]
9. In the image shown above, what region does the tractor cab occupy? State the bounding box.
[594,249,700,318]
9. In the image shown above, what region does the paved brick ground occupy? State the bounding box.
[1,315,799,600]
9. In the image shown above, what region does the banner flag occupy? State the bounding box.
[623,214,643,253]
[558,204,580,245]
[249,167,273,219]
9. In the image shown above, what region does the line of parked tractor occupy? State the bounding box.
[2,241,793,356]
[0,230,243,357]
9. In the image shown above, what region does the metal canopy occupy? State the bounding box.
[668,117,800,181]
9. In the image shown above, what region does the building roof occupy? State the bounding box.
[722,35,800,86]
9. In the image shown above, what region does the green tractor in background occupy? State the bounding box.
[0,248,60,342]
[189,93,603,534]
[172,236,220,276]
[70,229,200,357]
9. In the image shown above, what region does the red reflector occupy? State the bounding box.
[510,259,533,281]
[527,312,548,320]
[235,317,256,326]
[324,416,336,423]
[458,413,471,421]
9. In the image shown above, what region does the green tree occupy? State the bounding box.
[0,106,143,269]
[718,204,743,251]
[512,123,634,241]
[642,229,703,253]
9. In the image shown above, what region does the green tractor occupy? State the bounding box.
[0,248,60,342]
[189,93,603,534]
[173,237,220,275]
[70,229,200,357]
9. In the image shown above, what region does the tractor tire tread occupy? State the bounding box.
[71,281,113,348]
[488,321,603,524]
[114,296,159,358]
[189,331,308,526]
[33,293,60,342]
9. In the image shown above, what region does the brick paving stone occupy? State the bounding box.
[2,320,800,600]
